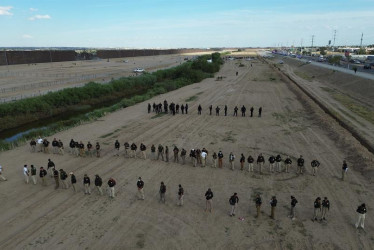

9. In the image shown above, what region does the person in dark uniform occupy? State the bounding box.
[259,107,262,117]
[151,144,156,159]
[181,104,185,114]
[209,105,212,115]
[247,155,254,172]
[30,138,37,152]
[137,177,145,200]
[152,102,156,112]
[140,143,147,159]
[177,184,184,206]
[70,172,77,192]
[218,150,224,168]
[123,142,130,157]
[268,155,275,173]
[313,197,322,221]
[53,169,59,190]
[83,174,91,195]
[257,153,265,174]
[181,148,187,164]
[233,106,238,116]
[190,149,197,167]
[176,104,179,114]
[114,140,120,156]
[275,154,282,172]
[95,142,101,158]
[240,154,245,170]
[79,141,85,157]
[185,104,188,114]
[297,155,305,174]
[69,139,75,155]
[224,105,228,116]
[250,107,254,117]
[74,140,79,156]
[255,194,262,218]
[342,160,348,181]
[39,167,47,186]
[159,182,166,203]
[321,197,330,221]
[289,196,298,220]
[229,193,239,216]
[311,159,320,176]
[241,105,246,117]
[173,146,179,163]
[355,203,367,229]
[130,142,137,158]
[47,159,55,177]
[157,144,164,161]
[164,100,168,113]
[95,174,103,195]
[270,196,277,219]
[285,156,292,173]
[148,103,151,113]
[216,106,220,116]
[198,105,202,115]
[205,188,214,212]
[87,141,93,157]
[165,146,169,162]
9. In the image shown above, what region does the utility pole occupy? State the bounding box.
[311,35,314,55]
[360,33,363,48]
[333,30,336,47]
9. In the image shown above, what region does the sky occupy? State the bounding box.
[1,0,374,48]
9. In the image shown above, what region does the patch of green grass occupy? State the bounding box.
[151,113,166,119]
[332,93,374,125]
[320,86,334,93]
[100,132,114,138]
[185,95,198,102]
[295,71,313,81]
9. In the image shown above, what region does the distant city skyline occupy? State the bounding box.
[1,0,374,48]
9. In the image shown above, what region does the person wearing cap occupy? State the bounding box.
[229,193,239,216]
[59,169,69,189]
[177,184,184,206]
[0,165,7,181]
[95,174,103,195]
[270,196,277,219]
[108,178,116,198]
[289,196,298,220]
[83,174,91,195]
[313,197,322,221]
[355,203,367,229]
[137,177,145,200]
[23,165,29,184]
[53,168,59,189]
[39,167,47,186]
[205,188,214,212]
[70,172,77,192]
[30,165,37,185]
[321,197,330,221]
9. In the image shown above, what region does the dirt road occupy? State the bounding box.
[0,58,373,249]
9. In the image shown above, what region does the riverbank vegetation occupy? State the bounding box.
[0,53,223,150]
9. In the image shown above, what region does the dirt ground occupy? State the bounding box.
[0,52,214,102]
[0,56,373,249]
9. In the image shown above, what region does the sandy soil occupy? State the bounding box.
[0,57,373,249]
[0,52,213,102]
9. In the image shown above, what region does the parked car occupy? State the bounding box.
[133,68,145,73]
[363,64,372,69]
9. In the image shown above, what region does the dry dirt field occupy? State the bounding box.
[0,52,214,102]
[0,57,373,249]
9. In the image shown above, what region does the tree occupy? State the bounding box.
[357,48,366,55]
[320,47,327,56]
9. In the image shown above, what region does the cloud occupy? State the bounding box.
[29,8,38,12]
[29,14,51,21]
[0,6,13,16]
[22,34,33,39]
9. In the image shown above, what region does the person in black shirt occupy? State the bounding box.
[311,160,320,176]
[250,107,254,117]
[275,154,282,172]
[95,175,103,195]
[355,203,367,229]
[209,105,212,115]
[148,103,151,113]
[114,140,120,156]
[177,184,184,206]
[342,160,348,181]
[198,105,202,115]
[39,167,47,186]
[131,143,138,158]
[285,156,292,173]
[255,194,262,218]
[79,141,85,157]
[297,155,304,174]
[270,196,277,219]
[233,106,238,116]
[289,196,298,220]
[83,174,91,195]
[268,155,275,173]
[247,155,254,172]
[70,172,77,192]
[313,197,322,221]
[137,177,145,200]
[87,141,93,157]
[159,182,166,203]
[257,153,265,174]
[224,105,228,116]
[229,193,239,216]
[205,188,214,212]
[96,142,101,158]
[321,197,330,221]
[69,139,75,155]
[185,104,188,114]
[241,105,246,117]
[215,106,220,116]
